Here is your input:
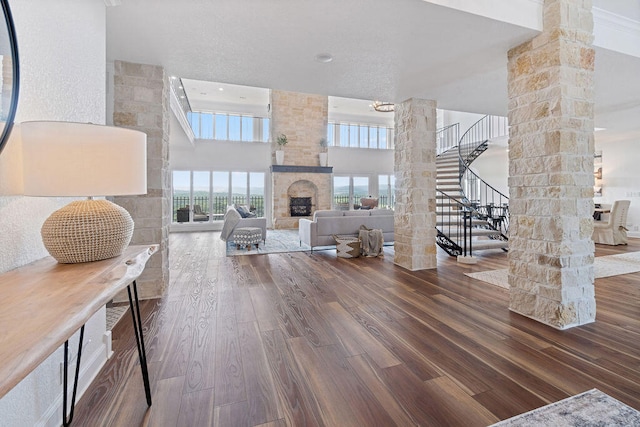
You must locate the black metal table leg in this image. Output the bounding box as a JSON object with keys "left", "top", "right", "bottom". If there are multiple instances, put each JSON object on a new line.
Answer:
{"left": 127, "top": 280, "right": 152, "bottom": 406}
{"left": 63, "top": 325, "right": 84, "bottom": 427}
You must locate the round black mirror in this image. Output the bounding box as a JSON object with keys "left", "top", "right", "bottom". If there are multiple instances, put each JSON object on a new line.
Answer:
{"left": 0, "top": 0, "right": 19, "bottom": 156}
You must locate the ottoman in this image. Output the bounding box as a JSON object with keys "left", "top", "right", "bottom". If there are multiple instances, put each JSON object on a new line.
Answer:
{"left": 233, "top": 227, "right": 262, "bottom": 251}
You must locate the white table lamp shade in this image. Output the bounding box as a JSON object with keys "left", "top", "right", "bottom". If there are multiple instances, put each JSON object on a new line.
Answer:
{"left": 22, "top": 121, "right": 147, "bottom": 196}
{"left": 21, "top": 121, "right": 148, "bottom": 263}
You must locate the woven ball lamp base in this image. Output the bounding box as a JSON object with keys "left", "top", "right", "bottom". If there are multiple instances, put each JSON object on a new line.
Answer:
{"left": 41, "top": 199, "right": 134, "bottom": 264}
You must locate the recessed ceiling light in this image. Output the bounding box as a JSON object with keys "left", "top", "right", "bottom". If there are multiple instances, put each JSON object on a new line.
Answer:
{"left": 170, "top": 76, "right": 177, "bottom": 80}
{"left": 218, "top": 87, "right": 224, "bottom": 91}
{"left": 178, "top": 86, "right": 183, "bottom": 89}
{"left": 315, "top": 53, "right": 333, "bottom": 63}
{"left": 180, "top": 95, "right": 185, "bottom": 99}
{"left": 595, "top": 127, "right": 606, "bottom": 132}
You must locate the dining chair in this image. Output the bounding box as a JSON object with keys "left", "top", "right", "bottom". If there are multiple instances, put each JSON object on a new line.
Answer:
{"left": 592, "top": 200, "right": 631, "bottom": 245}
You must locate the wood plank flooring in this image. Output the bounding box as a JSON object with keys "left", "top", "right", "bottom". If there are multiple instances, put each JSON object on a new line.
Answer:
{"left": 73, "top": 234, "right": 640, "bottom": 426}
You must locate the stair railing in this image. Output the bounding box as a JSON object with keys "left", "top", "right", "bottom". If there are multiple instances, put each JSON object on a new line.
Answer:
{"left": 435, "top": 189, "right": 476, "bottom": 257}
{"left": 436, "top": 123, "right": 459, "bottom": 156}
{"left": 462, "top": 168, "right": 510, "bottom": 237}
{"left": 458, "top": 115, "right": 508, "bottom": 163}
{"left": 457, "top": 115, "right": 510, "bottom": 237}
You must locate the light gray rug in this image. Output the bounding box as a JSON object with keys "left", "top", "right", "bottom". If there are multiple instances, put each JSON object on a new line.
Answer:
{"left": 226, "top": 229, "right": 333, "bottom": 256}
{"left": 490, "top": 389, "right": 640, "bottom": 426}
{"left": 466, "top": 251, "right": 640, "bottom": 289}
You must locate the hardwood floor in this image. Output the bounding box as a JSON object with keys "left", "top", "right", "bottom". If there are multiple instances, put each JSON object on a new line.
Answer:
{"left": 74, "top": 234, "right": 640, "bottom": 426}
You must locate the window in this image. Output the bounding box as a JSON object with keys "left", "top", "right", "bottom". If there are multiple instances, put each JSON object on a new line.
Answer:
{"left": 241, "top": 116, "right": 253, "bottom": 142}
{"left": 327, "top": 123, "right": 335, "bottom": 146}
{"left": 369, "top": 127, "right": 378, "bottom": 148}
{"left": 262, "top": 118, "right": 270, "bottom": 143}
{"left": 228, "top": 115, "right": 240, "bottom": 141}
{"left": 172, "top": 170, "right": 266, "bottom": 223}
{"left": 328, "top": 121, "right": 393, "bottom": 149}
{"left": 172, "top": 171, "right": 191, "bottom": 222}
{"left": 188, "top": 111, "right": 270, "bottom": 143}
{"left": 332, "top": 176, "right": 370, "bottom": 210}
{"left": 199, "top": 114, "right": 212, "bottom": 139}
{"left": 212, "top": 171, "right": 230, "bottom": 220}
{"left": 193, "top": 171, "right": 211, "bottom": 221}
{"left": 333, "top": 176, "right": 350, "bottom": 210}
{"left": 339, "top": 124, "right": 349, "bottom": 147}
{"left": 349, "top": 124, "right": 358, "bottom": 147}
{"left": 353, "top": 176, "right": 369, "bottom": 207}
{"left": 214, "top": 114, "right": 228, "bottom": 140}
{"left": 359, "top": 126, "right": 368, "bottom": 148}
{"left": 379, "top": 127, "right": 388, "bottom": 149}
{"left": 378, "top": 175, "right": 396, "bottom": 209}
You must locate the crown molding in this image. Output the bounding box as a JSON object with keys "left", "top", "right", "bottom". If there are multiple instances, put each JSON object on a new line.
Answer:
{"left": 593, "top": 7, "right": 640, "bottom": 58}
{"left": 594, "top": 7, "right": 640, "bottom": 35}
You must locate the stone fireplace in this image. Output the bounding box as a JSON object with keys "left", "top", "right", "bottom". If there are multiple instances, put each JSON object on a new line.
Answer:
{"left": 272, "top": 166, "right": 332, "bottom": 229}
{"left": 270, "top": 90, "right": 332, "bottom": 229}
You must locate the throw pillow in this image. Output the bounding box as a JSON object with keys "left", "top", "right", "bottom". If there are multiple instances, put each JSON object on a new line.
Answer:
{"left": 236, "top": 206, "right": 249, "bottom": 218}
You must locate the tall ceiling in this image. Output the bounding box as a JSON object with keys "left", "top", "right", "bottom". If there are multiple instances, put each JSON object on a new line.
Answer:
{"left": 106, "top": 0, "right": 640, "bottom": 141}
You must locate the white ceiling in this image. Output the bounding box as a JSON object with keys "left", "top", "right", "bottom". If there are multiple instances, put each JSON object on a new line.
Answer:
{"left": 106, "top": 0, "right": 640, "bottom": 141}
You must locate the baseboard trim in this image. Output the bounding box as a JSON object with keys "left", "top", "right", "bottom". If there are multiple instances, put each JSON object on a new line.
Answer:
{"left": 37, "top": 342, "right": 108, "bottom": 427}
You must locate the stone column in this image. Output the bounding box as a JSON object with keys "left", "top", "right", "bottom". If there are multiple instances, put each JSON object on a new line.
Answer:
{"left": 393, "top": 98, "right": 437, "bottom": 271}
{"left": 112, "top": 60, "right": 170, "bottom": 299}
{"left": 507, "top": 0, "right": 595, "bottom": 329}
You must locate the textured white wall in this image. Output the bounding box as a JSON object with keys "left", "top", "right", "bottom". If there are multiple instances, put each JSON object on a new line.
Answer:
{"left": 0, "top": 0, "right": 108, "bottom": 425}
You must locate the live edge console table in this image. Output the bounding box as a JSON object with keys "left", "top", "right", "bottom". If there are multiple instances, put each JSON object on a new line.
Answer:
{"left": 0, "top": 244, "right": 158, "bottom": 426}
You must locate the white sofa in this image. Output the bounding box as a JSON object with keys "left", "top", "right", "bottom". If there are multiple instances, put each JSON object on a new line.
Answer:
{"left": 299, "top": 209, "right": 394, "bottom": 249}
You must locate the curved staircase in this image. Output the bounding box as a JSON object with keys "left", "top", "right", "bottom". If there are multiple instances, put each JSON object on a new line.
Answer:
{"left": 435, "top": 115, "right": 509, "bottom": 257}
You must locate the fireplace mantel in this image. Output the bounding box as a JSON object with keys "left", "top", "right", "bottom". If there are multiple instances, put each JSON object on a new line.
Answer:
{"left": 271, "top": 165, "right": 333, "bottom": 174}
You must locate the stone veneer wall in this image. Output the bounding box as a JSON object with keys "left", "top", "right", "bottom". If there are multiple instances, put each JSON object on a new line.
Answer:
{"left": 270, "top": 90, "right": 328, "bottom": 166}
{"left": 112, "top": 60, "right": 170, "bottom": 299}
{"left": 270, "top": 90, "right": 331, "bottom": 229}
{"left": 507, "top": 0, "right": 595, "bottom": 329}
{"left": 393, "top": 98, "right": 438, "bottom": 271}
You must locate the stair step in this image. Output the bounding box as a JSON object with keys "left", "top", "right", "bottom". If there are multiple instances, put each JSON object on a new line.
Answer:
{"left": 437, "top": 160, "right": 459, "bottom": 165}
{"left": 470, "top": 239, "right": 509, "bottom": 251}
{"left": 437, "top": 219, "right": 489, "bottom": 226}
{"left": 445, "top": 229, "right": 502, "bottom": 238}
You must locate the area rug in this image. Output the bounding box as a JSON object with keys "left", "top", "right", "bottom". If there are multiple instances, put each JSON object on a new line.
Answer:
{"left": 226, "top": 229, "right": 334, "bottom": 256}
{"left": 466, "top": 251, "right": 640, "bottom": 289}
{"left": 490, "top": 388, "right": 640, "bottom": 426}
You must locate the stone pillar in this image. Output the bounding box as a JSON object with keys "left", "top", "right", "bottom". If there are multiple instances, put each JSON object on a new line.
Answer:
{"left": 507, "top": 0, "right": 595, "bottom": 329}
{"left": 112, "top": 60, "right": 170, "bottom": 299}
{"left": 393, "top": 98, "right": 437, "bottom": 271}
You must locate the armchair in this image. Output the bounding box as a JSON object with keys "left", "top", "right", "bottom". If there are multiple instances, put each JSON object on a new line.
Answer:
{"left": 220, "top": 206, "right": 266, "bottom": 243}
{"left": 593, "top": 200, "right": 630, "bottom": 245}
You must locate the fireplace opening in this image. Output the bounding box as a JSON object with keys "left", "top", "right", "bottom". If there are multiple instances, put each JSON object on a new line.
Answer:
{"left": 290, "top": 197, "right": 312, "bottom": 217}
